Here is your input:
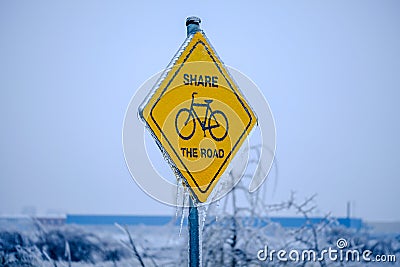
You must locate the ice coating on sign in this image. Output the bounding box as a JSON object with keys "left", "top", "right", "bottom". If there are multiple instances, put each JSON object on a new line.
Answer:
{"left": 139, "top": 30, "right": 257, "bottom": 203}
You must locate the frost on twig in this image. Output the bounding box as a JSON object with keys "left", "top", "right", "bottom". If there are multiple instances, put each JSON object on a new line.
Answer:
{"left": 115, "top": 223, "right": 147, "bottom": 267}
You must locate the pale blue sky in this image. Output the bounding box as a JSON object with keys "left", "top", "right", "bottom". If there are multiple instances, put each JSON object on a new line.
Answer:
{"left": 0, "top": 1, "right": 399, "bottom": 221}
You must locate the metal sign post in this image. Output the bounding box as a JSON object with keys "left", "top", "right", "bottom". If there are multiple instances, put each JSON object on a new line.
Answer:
{"left": 187, "top": 17, "right": 201, "bottom": 267}
{"left": 188, "top": 197, "right": 200, "bottom": 267}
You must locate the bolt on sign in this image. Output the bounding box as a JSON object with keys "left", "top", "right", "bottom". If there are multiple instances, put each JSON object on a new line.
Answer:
{"left": 139, "top": 30, "right": 257, "bottom": 203}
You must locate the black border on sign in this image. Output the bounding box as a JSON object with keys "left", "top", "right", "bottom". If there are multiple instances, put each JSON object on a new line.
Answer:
{"left": 149, "top": 38, "right": 253, "bottom": 195}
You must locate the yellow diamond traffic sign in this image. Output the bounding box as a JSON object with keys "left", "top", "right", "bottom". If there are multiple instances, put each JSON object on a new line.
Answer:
{"left": 139, "top": 31, "right": 257, "bottom": 203}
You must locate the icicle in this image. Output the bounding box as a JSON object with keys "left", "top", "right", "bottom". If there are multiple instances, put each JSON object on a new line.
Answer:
{"left": 216, "top": 199, "right": 220, "bottom": 208}
{"left": 179, "top": 187, "right": 189, "bottom": 236}
{"left": 175, "top": 177, "right": 183, "bottom": 217}
{"left": 215, "top": 200, "right": 221, "bottom": 222}
{"left": 197, "top": 204, "right": 209, "bottom": 233}
{"left": 179, "top": 208, "right": 185, "bottom": 237}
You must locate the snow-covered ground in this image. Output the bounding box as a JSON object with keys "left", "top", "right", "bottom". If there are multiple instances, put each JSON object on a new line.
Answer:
{"left": 0, "top": 215, "right": 399, "bottom": 267}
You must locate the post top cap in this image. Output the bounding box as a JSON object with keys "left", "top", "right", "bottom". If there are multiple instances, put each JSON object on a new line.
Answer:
{"left": 186, "top": 16, "right": 201, "bottom": 26}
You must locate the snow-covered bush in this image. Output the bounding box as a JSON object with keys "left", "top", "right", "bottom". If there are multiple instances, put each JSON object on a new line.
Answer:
{"left": 0, "top": 231, "right": 41, "bottom": 266}
{"left": 0, "top": 225, "right": 132, "bottom": 266}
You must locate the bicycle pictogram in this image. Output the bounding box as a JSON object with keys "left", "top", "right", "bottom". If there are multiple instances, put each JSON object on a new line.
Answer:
{"left": 175, "top": 92, "right": 229, "bottom": 141}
